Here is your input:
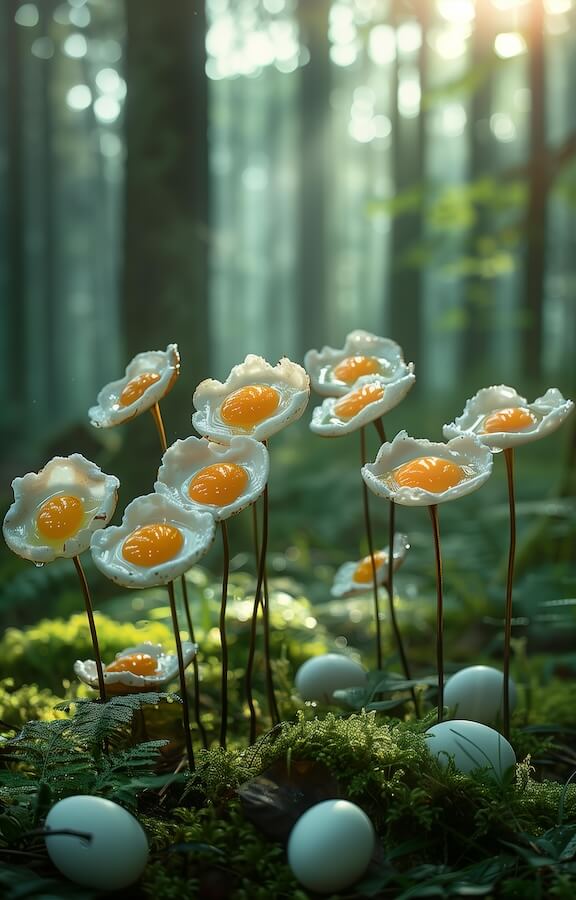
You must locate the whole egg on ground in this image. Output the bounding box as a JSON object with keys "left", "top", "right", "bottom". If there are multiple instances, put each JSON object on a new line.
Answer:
{"left": 444, "top": 665, "right": 517, "bottom": 726}
{"left": 426, "top": 719, "right": 516, "bottom": 781}
{"left": 192, "top": 355, "right": 310, "bottom": 444}
{"left": 295, "top": 654, "right": 367, "bottom": 703}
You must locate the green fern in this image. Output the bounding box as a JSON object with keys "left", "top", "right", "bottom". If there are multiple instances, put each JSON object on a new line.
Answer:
{"left": 56, "top": 691, "right": 176, "bottom": 746}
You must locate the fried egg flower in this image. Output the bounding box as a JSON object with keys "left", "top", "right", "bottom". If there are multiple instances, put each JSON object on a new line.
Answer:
{"left": 331, "top": 533, "right": 410, "bottom": 598}
{"left": 192, "top": 355, "right": 310, "bottom": 444}
{"left": 442, "top": 385, "right": 574, "bottom": 453}
{"left": 362, "top": 431, "right": 493, "bottom": 507}
{"left": 89, "top": 344, "right": 180, "bottom": 429}
{"left": 90, "top": 493, "right": 215, "bottom": 589}
{"left": 310, "top": 373, "right": 415, "bottom": 437}
{"left": 304, "top": 329, "right": 415, "bottom": 398}
{"left": 3, "top": 455, "right": 119, "bottom": 564}
{"left": 74, "top": 641, "right": 197, "bottom": 695}
{"left": 155, "top": 435, "right": 269, "bottom": 522}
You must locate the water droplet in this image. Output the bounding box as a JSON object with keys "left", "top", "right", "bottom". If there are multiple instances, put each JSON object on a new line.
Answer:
{"left": 34, "top": 561, "right": 44, "bottom": 568}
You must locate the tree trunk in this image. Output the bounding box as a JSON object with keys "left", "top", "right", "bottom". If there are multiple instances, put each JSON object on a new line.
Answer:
{"left": 122, "top": 0, "right": 210, "bottom": 397}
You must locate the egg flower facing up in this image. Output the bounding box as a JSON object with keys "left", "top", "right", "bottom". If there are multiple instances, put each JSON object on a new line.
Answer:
{"left": 362, "top": 431, "right": 494, "bottom": 723}
{"left": 3, "top": 454, "right": 119, "bottom": 704}
{"left": 331, "top": 533, "right": 410, "bottom": 599}
{"left": 193, "top": 355, "right": 310, "bottom": 744}
{"left": 155, "top": 435, "right": 270, "bottom": 748}
{"left": 309, "top": 373, "right": 415, "bottom": 437}
{"left": 90, "top": 493, "right": 215, "bottom": 771}
{"left": 443, "top": 385, "right": 574, "bottom": 739}
{"left": 74, "top": 641, "right": 197, "bottom": 695}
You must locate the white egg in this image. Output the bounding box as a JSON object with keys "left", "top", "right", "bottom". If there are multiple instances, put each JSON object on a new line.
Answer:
{"left": 310, "top": 373, "right": 415, "bottom": 436}
{"left": 305, "top": 329, "right": 414, "bottom": 397}
{"left": 288, "top": 799, "right": 375, "bottom": 894}
{"left": 295, "top": 654, "right": 366, "bottom": 703}
{"left": 89, "top": 343, "right": 180, "bottom": 428}
{"left": 155, "top": 434, "right": 269, "bottom": 522}
{"left": 44, "top": 795, "right": 148, "bottom": 890}
{"left": 426, "top": 719, "right": 516, "bottom": 780}
{"left": 2, "top": 454, "right": 119, "bottom": 563}
{"left": 90, "top": 493, "right": 215, "bottom": 589}
{"left": 192, "top": 354, "right": 310, "bottom": 444}
{"left": 443, "top": 385, "right": 574, "bottom": 452}
{"left": 331, "top": 534, "right": 410, "bottom": 598}
{"left": 444, "top": 665, "right": 517, "bottom": 726}
{"left": 361, "top": 430, "right": 493, "bottom": 507}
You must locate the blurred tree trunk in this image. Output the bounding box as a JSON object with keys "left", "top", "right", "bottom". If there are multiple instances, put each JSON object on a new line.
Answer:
{"left": 296, "top": 0, "right": 330, "bottom": 359}
{"left": 122, "top": 0, "right": 210, "bottom": 393}
{"left": 522, "top": 0, "right": 546, "bottom": 379}
{"left": 39, "top": 1, "right": 57, "bottom": 413}
{"left": 388, "top": 0, "right": 428, "bottom": 365}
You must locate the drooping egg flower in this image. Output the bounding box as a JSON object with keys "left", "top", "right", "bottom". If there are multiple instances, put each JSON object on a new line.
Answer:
{"left": 90, "top": 493, "right": 215, "bottom": 769}
{"left": 331, "top": 533, "right": 410, "bottom": 599}
{"left": 155, "top": 435, "right": 270, "bottom": 746}
{"left": 443, "top": 385, "right": 574, "bottom": 738}
{"left": 3, "top": 454, "right": 119, "bottom": 704}
{"left": 362, "top": 431, "right": 494, "bottom": 723}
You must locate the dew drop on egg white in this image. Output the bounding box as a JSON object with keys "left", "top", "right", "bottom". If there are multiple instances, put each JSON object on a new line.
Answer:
{"left": 44, "top": 795, "right": 149, "bottom": 890}
{"left": 444, "top": 665, "right": 517, "bottom": 726}
{"left": 295, "top": 653, "right": 366, "bottom": 703}
{"left": 288, "top": 799, "right": 375, "bottom": 894}
{"left": 425, "top": 720, "right": 516, "bottom": 780}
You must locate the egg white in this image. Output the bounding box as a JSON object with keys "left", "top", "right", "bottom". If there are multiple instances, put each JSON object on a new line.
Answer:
{"left": 2, "top": 454, "right": 119, "bottom": 563}
{"left": 74, "top": 640, "right": 197, "bottom": 693}
{"left": 310, "top": 373, "right": 415, "bottom": 436}
{"left": 361, "top": 431, "right": 493, "bottom": 507}
{"left": 331, "top": 533, "right": 410, "bottom": 598}
{"left": 89, "top": 344, "right": 180, "bottom": 429}
{"left": 155, "top": 435, "right": 269, "bottom": 522}
{"left": 192, "top": 355, "right": 310, "bottom": 444}
{"left": 443, "top": 385, "right": 574, "bottom": 452}
{"left": 305, "top": 329, "right": 415, "bottom": 397}
{"left": 90, "top": 493, "right": 215, "bottom": 588}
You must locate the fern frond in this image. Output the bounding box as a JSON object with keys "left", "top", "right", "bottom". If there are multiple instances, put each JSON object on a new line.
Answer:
{"left": 56, "top": 692, "right": 176, "bottom": 745}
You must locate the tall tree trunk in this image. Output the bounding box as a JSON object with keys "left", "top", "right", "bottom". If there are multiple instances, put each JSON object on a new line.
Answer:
{"left": 122, "top": 0, "right": 210, "bottom": 396}
{"left": 388, "top": 0, "right": 428, "bottom": 365}
{"left": 296, "top": 0, "right": 330, "bottom": 360}
{"left": 522, "top": 0, "right": 546, "bottom": 379}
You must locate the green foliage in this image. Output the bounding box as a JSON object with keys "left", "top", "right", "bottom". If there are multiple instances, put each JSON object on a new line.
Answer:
{"left": 0, "top": 677, "right": 64, "bottom": 731}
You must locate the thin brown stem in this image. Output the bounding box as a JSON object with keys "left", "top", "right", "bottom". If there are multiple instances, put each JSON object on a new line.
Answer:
{"left": 167, "top": 581, "right": 195, "bottom": 770}
{"left": 73, "top": 556, "right": 106, "bottom": 703}
{"left": 503, "top": 447, "right": 516, "bottom": 740}
{"left": 219, "top": 520, "right": 230, "bottom": 748}
{"left": 428, "top": 504, "right": 444, "bottom": 723}
{"left": 374, "top": 417, "right": 387, "bottom": 444}
{"left": 252, "top": 473, "right": 279, "bottom": 726}
{"left": 245, "top": 487, "right": 269, "bottom": 744}
{"left": 387, "top": 499, "right": 419, "bottom": 714}
{"left": 180, "top": 575, "right": 208, "bottom": 749}
{"left": 360, "top": 427, "right": 383, "bottom": 670}
{"left": 151, "top": 402, "right": 168, "bottom": 453}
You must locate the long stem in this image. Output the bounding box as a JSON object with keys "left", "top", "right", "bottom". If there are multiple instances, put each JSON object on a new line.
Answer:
{"left": 360, "top": 427, "right": 383, "bottom": 670}
{"left": 387, "top": 499, "right": 419, "bottom": 714}
{"left": 428, "top": 504, "right": 444, "bottom": 723}
{"left": 73, "top": 556, "right": 106, "bottom": 703}
{"left": 245, "top": 488, "right": 269, "bottom": 744}
{"left": 150, "top": 402, "right": 168, "bottom": 453}
{"left": 502, "top": 447, "right": 516, "bottom": 740}
{"left": 166, "top": 581, "right": 195, "bottom": 770}
{"left": 252, "top": 481, "right": 280, "bottom": 726}
{"left": 180, "top": 575, "right": 208, "bottom": 750}
{"left": 219, "top": 520, "right": 230, "bottom": 748}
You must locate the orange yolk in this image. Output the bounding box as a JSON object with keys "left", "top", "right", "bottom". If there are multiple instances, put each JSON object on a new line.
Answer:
{"left": 220, "top": 385, "right": 280, "bottom": 428}
{"left": 353, "top": 551, "right": 387, "bottom": 583}
{"left": 334, "top": 384, "right": 385, "bottom": 419}
{"left": 188, "top": 463, "right": 248, "bottom": 507}
{"left": 482, "top": 406, "right": 536, "bottom": 433}
{"left": 37, "top": 495, "right": 84, "bottom": 540}
{"left": 118, "top": 372, "right": 161, "bottom": 407}
{"left": 106, "top": 653, "right": 159, "bottom": 675}
{"left": 122, "top": 523, "right": 183, "bottom": 567}
{"left": 393, "top": 457, "right": 465, "bottom": 492}
{"left": 333, "top": 355, "right": 381, "bottom": 384}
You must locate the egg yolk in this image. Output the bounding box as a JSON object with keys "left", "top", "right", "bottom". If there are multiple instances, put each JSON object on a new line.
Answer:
{"left": 393, "top": 457, "right": 465, "bottom": 492}
{"left": 122, "top": 523, "right": 184, "bottom": 567}
{"left": 353, "top": 551, "right": 387, "bottom": 583}
{"left": 36, "top": 495, "right": 84, "bottom": 540}
{"left": 482, "top": 406, "right": 536, "bottom": 433}
{"left": 118, "top": 372, "right": 161, "bottom": 407}
{"left": 334, "top": 384, "right": 385, "bottom": 419}
{"left": 106, "top": 653, "right": 159, "bottom": 675}
{"left": 188, "top": 463, "right": 248, "bottom": 506}
{"left": 220, "top": 384, "right": 280, "bottom": 428}
{"left": 333, "top": 355, "right": 381, "bottom": 384}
